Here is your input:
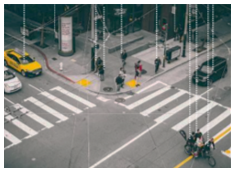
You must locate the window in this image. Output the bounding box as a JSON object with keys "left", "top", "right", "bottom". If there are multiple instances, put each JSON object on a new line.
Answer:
{"left": 4, "top": 70, "right": 15, "bottom": 81}
{"left": 200, "top": 65, "right": 213, "bottom": 74}
{"left": 12, "top": 56, "right": 20, "bottom": 64}
{"left": 19, "top": 56, "right": 34, "bottom": 64}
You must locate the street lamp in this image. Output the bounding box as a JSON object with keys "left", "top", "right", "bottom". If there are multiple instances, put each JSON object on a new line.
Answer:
{"left": 182, "top": 4, "right": 189, "bottom": 57}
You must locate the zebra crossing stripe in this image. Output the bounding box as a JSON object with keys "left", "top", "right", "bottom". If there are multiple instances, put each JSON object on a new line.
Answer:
{"left": 4, "top": 129, "right": 21, "bottom": 146}
{"left": 40, "top": 91, "right": 82, "bottom": 114}
{"left": 51, "top": 86, "right": 96, "bottom": 108}
{"left": 200, "top": 109, "right": 230, "bottom": 134}
{"left": 14, "top": 104, "right": 54, "bottom": 129}
{"left": 25, "top": 97, "right": 68, "bottom": 122}
{"left": 126, "top": 86, "right": 170, "bottom": 110}
{"left": 154, "top": 96, "right": 198, "bottom": 123}
{"left": 141, "top": 90, "right": 186, "bottom": 116}
{"left": 172, "top": 102, "right": 217, "bottom": 131}
{"left": 5, "top": 115, "right": 38, "bottom": 138}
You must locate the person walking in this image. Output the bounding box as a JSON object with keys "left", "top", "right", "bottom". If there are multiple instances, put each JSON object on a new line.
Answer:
{"left": 95, "top": 57, "right": 102, "bottom": 73}
{"left": 119, "top": 67, "right": 126, "bottom": 88}
{"left": 115, "top": 74, "right": 123, "bottom": 91}
{"left": 154, "top": 58, "right": 161, "bottom": 74}
{"left": 134, "top": 61, "right": 141, "bottom": 87}
{"left": 121, "top": 50, "right": 127, "bottom": 68}
{"left": 99, "top": 65, "right": 104, "bottom": 81}
{"left": 179, "top": 24, "right": 183, "bottom": 42}
{"left": 174, "top": 26, "right": 179, "bottom": 41}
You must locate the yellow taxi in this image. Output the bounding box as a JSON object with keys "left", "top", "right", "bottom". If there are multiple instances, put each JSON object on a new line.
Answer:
{"left": 4, "top": 48, "right": 42, "bottom": 77}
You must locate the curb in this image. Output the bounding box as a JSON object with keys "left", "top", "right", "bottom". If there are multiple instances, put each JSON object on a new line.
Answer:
{"left": 4, "top": 32, "right": 76, "bottom": 84}
{"left": 5, "top": 32, "right": 230, "bottom": 96}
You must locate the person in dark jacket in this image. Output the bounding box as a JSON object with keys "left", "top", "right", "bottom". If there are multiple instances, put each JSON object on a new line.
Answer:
{"left": 99, "top": 65, "right": 104, "bottom": 81}
{"left": 116, "top": 74, "right": 123, "bottom": 91}
{"left": 121, "top": 50, "right": 127, "bottom": 67}
{"left": 154, "top": 58, "right": 161, "bottom": 74}
{"left": 95, "top": 57, "right": 102, "bottom": 73}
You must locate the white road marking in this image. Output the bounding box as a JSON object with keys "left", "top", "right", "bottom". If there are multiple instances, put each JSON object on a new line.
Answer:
{"left": 51, "top": 86, "right": 96, "bottom": 108}
{"left": 136, "top": 80, "right": 163, "bottom": 94}
{"left": 126, "top": 86, "right": 170, "bottom": 110}
{"left": 141, "top": 90, "right": 186, "bottom": 116}
{"left": 200, "top": 88, "right": 213, "bottom": 97}
{"left": 28, "top": 84, "right": 42, "bottom": 92}
{"left": 97, "top": 96, "right": 109, "bottom": 102}
{"left": 200, "top": 109, "right": 230, "bottom": 134}
{"left": 14, "top": 104, "right": 54, "bottom": 129}
{"left": 4, "top": 97, "right": 14, "bottom": 104}
{"left": 5, "top": 115, "right": 38, "bottom": 138}
{"left": 172, "top": 102, "right": 217, "bottom": 131}
{"left": 40, "top": 91, "right": 82, "bottom": 114}
{"left": 89, "top": 122, "right": 160, "bottom": 168}
{"left": 25, "top": 97, "right": 68, "bottom": 122}
{"left": 4, "top": 129, "right": 21, "bottom": 147}
{"left": 154, "top": 96, "right": 198, "bottom": 123}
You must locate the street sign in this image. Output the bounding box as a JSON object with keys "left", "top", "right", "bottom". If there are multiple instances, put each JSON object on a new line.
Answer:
{"left": 114, "top": 8, "right": 127, "bottom": 16}
{"left": 171, "top": 6, "right": 176, "bottom": 14}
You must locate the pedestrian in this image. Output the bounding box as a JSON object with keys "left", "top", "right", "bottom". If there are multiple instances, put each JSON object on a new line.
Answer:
{"left": 95, "top": 57, "right": 102, "bottom": 73}
{"left": 179, "top": 24, "right": 183, "bottom": 42}
{"left": 121, "top": 49, "right": 127, "bottom": 68}
{"left": 174, "top": 26, "right": 179, "bottom": 41}
{"left": 134, "top": 61, "right": 141, "bottom": 87}
{"left": 154, "top": 58, "right": 161, "bottom": 74}
{"left": 99, "top": 65, "right": 104, "bottom": 81}
{"left": 115, "top": 74, "right": 123, "bottom": 91}
{"left": 119, "top": 67, "right": 126, "bottom": 88}
{"left": 138, "top": 61, "right": 143, "bottom": 77}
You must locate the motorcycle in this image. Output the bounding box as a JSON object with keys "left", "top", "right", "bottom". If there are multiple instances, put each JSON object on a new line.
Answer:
{"left": 180, "top": 130, "right": 216, "bottom": 167}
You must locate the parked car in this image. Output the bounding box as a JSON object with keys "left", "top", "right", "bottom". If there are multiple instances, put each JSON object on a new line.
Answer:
{"left": 192, "top": 56, "right": 227, "bottom": 86}
{"left": 4, "top": 67, "right": 22, "bottom": 93}
{"left": 4, "top": 48, "right": 42, "bottom": 77}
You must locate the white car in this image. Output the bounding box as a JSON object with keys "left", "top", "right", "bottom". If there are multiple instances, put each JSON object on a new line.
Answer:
{"left": 4, "top": 67, "right": 22, "bottom": 93}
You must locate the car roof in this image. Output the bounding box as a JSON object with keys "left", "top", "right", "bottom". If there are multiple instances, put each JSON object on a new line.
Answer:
{"left": 7, "top": 49, "right": 29, "bottom": 59}
{"left": 202, "top": 56, "right": 226, "bottom": 66}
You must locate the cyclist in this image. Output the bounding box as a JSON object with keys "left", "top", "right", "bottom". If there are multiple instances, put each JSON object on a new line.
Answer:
{"left": 187, "top": 132, "right": 196, "bottom": 146}
{"left": 203, "top": 138, "right": 215, "bottom": 156}
{"left": 194, "top": 133, "right": 205, "bottom": 158}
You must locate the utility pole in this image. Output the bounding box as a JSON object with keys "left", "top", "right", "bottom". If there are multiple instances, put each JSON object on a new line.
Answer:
{"left": 182, "top": 4, "right": 189, "bottom": 57}
{"left": 162, "top": 24, "right": 168, "bottom": 68}
{"left": 91, "top": 4, "right": 95, "bottom": 71}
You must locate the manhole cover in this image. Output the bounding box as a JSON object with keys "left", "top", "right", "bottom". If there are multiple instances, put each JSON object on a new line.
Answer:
{"left": 224, "top": 86, "right": 231, "bottom": 91}
{"left": 103, "top": 87, "right": 113, "bottom": 92}
{"left": 52, "top": 57, "right": 57, "bottom": 61}
{"left": 115, "top": 98, "right": 125, "bottom": 103}
{"left": 171, "top": 86, "right": 175, "bottom": 89}
{"left": 141, "top": 69, "right": 147, "bottom": 74}
{"left": 126, "top": 91, "right": 135, "bottom": 95}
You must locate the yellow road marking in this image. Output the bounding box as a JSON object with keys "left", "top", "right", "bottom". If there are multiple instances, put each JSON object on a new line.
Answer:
{"left": 126, "top": 79, "right": 140, "bottom": 88}
{"left": 77, "top": 79, "right": 92, "bottom": 87}
{"left": 225, "top": 149, "right": 231, "bottom": 154}
{"left": 174, "top": 126, "right": 231, "bottom": 168}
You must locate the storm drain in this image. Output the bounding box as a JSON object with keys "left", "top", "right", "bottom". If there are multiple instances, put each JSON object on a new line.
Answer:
{"left": 115, "top": 98, "right": 125, "bottom": 103}
{"left": 103, "top": 87, "right": 113, "bottom": 92}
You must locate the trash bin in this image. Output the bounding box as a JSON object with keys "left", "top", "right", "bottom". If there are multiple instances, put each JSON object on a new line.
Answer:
{"left": 166, "top": 45, "right": 181, "bottom": 63}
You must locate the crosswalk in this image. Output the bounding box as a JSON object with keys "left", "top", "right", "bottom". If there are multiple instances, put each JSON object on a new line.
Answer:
{"left": 118, "top": 81, "right": 231, "bottom": 142}
{"left": 4, "top": 86, "right": 97, "bottom": 150}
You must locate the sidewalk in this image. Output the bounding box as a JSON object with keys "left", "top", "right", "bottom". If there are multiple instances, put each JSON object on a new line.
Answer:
{"left": 4, "top": 9, "right": 231, "bottom": 95}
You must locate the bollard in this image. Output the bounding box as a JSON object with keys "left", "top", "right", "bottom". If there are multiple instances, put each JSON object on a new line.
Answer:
{"left": 60, "top": 62, "right": 63, "bottom": 71}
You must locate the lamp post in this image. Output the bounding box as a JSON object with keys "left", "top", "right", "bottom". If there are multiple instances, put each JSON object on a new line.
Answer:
{"left": 182, "top": 4, "right": 189, "bottom": 57}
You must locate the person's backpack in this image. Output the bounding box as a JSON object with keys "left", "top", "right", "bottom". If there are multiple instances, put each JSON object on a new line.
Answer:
{"left": 116, "top": 76, "right": 122, "bottom": 84}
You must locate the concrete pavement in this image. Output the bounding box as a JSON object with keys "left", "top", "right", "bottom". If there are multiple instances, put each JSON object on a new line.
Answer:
{"left": 4, "top": 9, "right": 231, "bottom": 95}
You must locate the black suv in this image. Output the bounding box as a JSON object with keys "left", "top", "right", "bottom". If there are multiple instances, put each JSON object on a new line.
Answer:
{"left": 192, "top": 56, "right": 228, "bottom": 86}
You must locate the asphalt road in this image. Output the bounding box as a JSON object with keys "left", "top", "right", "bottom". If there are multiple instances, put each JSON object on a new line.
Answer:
{"left": 4, "top": 35, "right": 231, "bottom": 168}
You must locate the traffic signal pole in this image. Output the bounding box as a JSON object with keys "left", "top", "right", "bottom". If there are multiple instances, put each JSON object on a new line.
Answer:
{"left": 91, "top": 4, "right": 95, "bottom": 71}
{"left": 182, "top": 4, "right": 189, "bottom": 57}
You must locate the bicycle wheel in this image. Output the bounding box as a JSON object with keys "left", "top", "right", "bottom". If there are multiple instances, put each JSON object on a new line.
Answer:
{"left": 184, "top": 145, "right": 192, "bottom": 155}
{"left": 208, "top": 156, "right": 216, "bottom": 167}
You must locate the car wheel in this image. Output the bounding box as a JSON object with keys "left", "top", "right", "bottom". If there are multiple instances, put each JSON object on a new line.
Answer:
{"left": 21, "top": 70, "right": 26, "bottom": 77}
{"left": 4, "top": 60, "right": 8, "bottom": 67}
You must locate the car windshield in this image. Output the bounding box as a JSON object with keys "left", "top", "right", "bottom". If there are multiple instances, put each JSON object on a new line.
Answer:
{"left": 4, "top": 70, "right": 15, "bottom": 81}
{"left": 200, "top": 65, "right": 213, "bottom": 74}
{"left": 19, "top": 56, "right": 34, "bottom": 64}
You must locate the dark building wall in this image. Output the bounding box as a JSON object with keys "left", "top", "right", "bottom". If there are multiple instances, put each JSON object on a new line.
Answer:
{"left": 142, "top": 4, "right": 155, "bottom": 33}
